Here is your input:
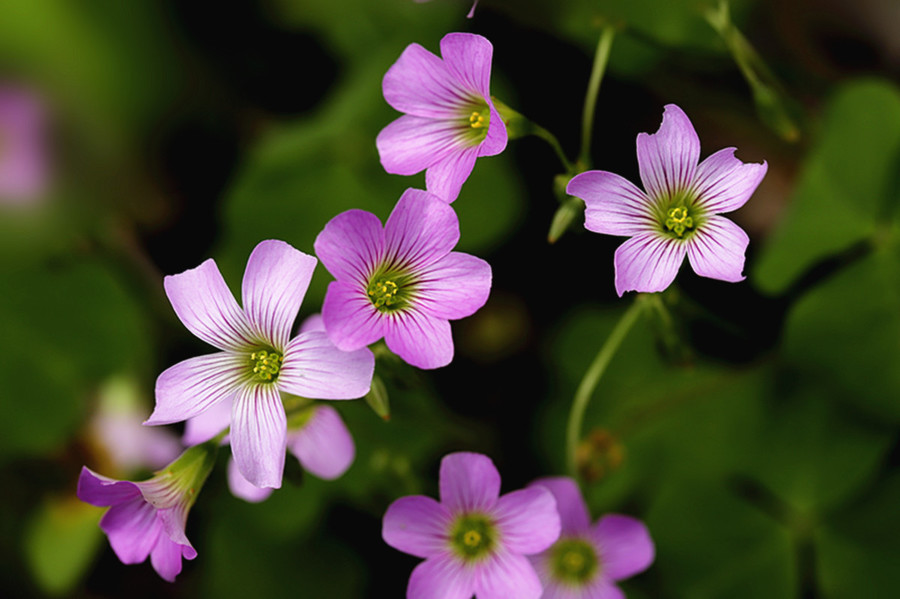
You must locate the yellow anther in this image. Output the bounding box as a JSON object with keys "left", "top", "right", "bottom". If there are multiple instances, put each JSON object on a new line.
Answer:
{"left": 250, "top": 349, "right": 284, "bottom": 382}
{"left": 665, "top": 206, "right": 694, "bottom": 237}
{"left": 463, "top": 530, "right": 482, "bottom": 547}
{"left": 367, "top": 278, "right": 400, "bottom": 309}
{"left": 469, "top": 111, "right": 486, "bottom": 129}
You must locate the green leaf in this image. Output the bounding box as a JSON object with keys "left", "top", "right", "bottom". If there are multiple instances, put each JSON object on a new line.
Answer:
{"left": 754, "top": 79, "right": 900, "bottom": 293}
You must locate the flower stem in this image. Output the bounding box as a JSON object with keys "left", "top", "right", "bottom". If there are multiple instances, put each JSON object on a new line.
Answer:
{"left": 566, "top": 296, "right": 646, "bottom": 478}
{"left": 579, "top": 26, "right": 616, "bottom": 167}
{"left": 533, "top": 125, "right": 574, "bottom": 173}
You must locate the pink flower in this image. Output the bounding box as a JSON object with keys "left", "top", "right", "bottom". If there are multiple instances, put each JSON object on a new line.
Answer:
{"left": 567, "top": 104, "right": 767, "bottom": 296}
{"left": 377, "top": 32, "right": 507, "bottom": 202}
{"left": 146, "top": 240, "right": 374, "bottom": 489}
{"left": 0, "top": 85, "right": 48, "bottom": 205}
{"left": 314, "top": 188, "right": 492, "bottom": 369}
{"left": 383, "top": 452, "right": 561, "bottom": 599}
{"left": 529, "top": 477, "right": 654, "bottom": 599}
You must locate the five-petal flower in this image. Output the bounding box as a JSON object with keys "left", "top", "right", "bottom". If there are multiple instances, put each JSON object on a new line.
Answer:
{"left": 567, "top": 104, "right": 767, "bottom": 296}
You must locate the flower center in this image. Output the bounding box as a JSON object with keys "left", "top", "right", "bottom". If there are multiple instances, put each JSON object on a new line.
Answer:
{"left": 665, "top": 206, "right": 694, "bottom": 237}
{"left": 550, "top": 537, "right": 599, "bottom": 585}
{"left": 460, "top": 105, "right": 490, "bottom": 146}
{"left": 449, "top": 513, "right": 496, "bottom": 560}
{"left": 469, "top": 110, "right": 487, "bottom": 129}
{"left": 367, "top": 278, "right": 400, "bottom": 309}
{"left": 249, "top": 349, "right": 283, "bottom": 382}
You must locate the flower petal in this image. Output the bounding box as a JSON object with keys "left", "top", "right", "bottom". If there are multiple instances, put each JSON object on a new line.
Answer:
{"left": 288, "top": 405, "right": 356, "bottom": 480}
{"left": 407, "top": 554, "right": 476, "bottom": 599}
{"left": 182, "top": 395, "right": 232, "bottom": 446}
{"left": 278, "top": 331, "right": 374, "bottom": 399}
{"left": 314, "top": 208, "right": 385, "bottom": 285}
{"left": 77, "top": 467, "right": 141, "bottom": 506}
{"left": 415, "top": 252, "right": 491, "bottom": 320}
{"left": 377, "top": 115, "right": 468, "bottom": 181}
{"left": 475, "top": 551, "right": 543, "bottom": 599}
{"left": 693, "top": 147, "right": 767, "bottom": 214}
{"left": 686, "top": 215, "right": 749, "bottom": 283}
{"left": 425, "top": 145, "right": 480, "bottom": 203}
{"left": 613, "top": 233, "right": 687, "bottom": 297}
{"left": 479, "top": 104, "right": 508, "bottom": 157}
{"left": 149, "top": 535, "right": 192, "bottom": 583}
{"left": 383, "top": 43, "right": 468, "bottom": 119}
{"left": 591, "top": 514, "right": 655, "bottom": 581}
{"left": 164, "top": 258, "right": 255, "bottom": 352}
{"left": 321, "top": 280, "right": 386, "bottom": 351}
{"left": 227, "top": 458, "right": 273, "bottom": 503}
{"left": 147, "top": 353, "right": 245, "bottom": 426}
{"left": 384, "top": 189, "right": 460, "bottom": 270}
{"left": 567, "top": 170, "right": 657, "bottom": 236}
{"left": 529, "top": 477, "right": 591, "bottom": 534}
{"left": 382, "top": 495, "right": 452, "bottom": 559}
{"left": 440, "top": 32, "right": 493, "bottom": 99}
{"left": 636, "top": 104, "right": 700, "bottom": 201}
{"left": 100, "top": 499, "right": 161, "bottom": 564}
{"left": 494, "top": 487, "right": 560, "bottom": 554}
{"left": 230, "top": 383, "right": 286, "bottom": 489}
{"left": 439, "top": 452, "right": 501, "bottom": 512}
{"left": 241, "top": 240, "right": 316, "bottom": 349}
{"left": 384, "top": 308, "right": 454, "bottom": 369}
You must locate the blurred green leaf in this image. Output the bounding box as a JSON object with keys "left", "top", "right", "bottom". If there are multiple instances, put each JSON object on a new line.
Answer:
{"left": 754, "top": 79, "right": 900, "bottom": 293}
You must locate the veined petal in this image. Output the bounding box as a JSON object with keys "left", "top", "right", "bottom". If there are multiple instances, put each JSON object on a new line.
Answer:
{"left": 425, "top": 145, "right": 479, "bottom": 203}
{"left": 613, "top": 233, "right": 687, "bottom": 296}
{"left": 147, "top": 353, "right": 246, "bottom": 426}
{"left": 530, "top": 477, "right": 591, "bottom": 534}
{"left": 384, "top": 189, "right": 460, "bottom": 270}
{"left": 77, "top": 467, "right": 141, "bottom": 506}
{"left": 415, "top": 252, "right": 491, "bottom": 320}
{"left": 494, "top": 487, "right": 560, "bottom": 554}
{"left": 278, "top": 331, "right": 374, "bottom": 400}
{"left": 479, "top": 104, "right": 508, "bottom": 157}
{"left": 149, "top": 535, "right": 192, "bottom": 583}
{"left": 227, "top": 458, "right": 273, "bottom": 503}
{"left": 686, "top": 215, "right": 749, "bottom": 282}
{"left": 693, "top": 147, "right": 768, "bottom": 214}
{"left": 591, "top": 514, "right": 654, "bottom": 581}
{"left": 636, "top": 104, "right": 700, "bottom": 201}
{"left": 164, "top": 259, "right": 255, "bottom": 352}
{"left": 383, "top": 43, "right": 470, "bottom": 119}
{"left": 100, "top": 499, "right": 161, "bottom": 564}
{"left": 230, "top": 383, "right": 286, "bottom": 489}
{"left": 288, "top": 405, "right": 355, "bottom": 480}
{"left": 377, "top": 115, "right": 468, "bottom": 179}
{"left": 384, "top": 308, "right": 454, "bottom": 369}
{"left": 382, "top": 495, "right": 453, "bottom": 559}
{"left": 321, "top": 280, "right": 386, "bottom": 351}
{"left": 182, "top": 396, "right": 232, "bottom": 446}
{"left": 241, "top": 240, "right": 316, "bottom": 349}
{"left": 439, "top": 452, "right": 501, "bottom": 512}
{"left": 475, "top": 551, "right": 543, "bottom": 599}
{"left": 407, "top": 554, "right": 475, "bottom": 599}
{"left": 315, "top": 209, "right": 385, "bottom": 285}
{"left": 440, "top": 33, "right": 494, "bottom": 99}
{"left": 567, "top": 170, "right": 657, "bottom": 236}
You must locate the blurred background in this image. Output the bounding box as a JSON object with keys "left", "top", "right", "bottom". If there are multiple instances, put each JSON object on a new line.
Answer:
{"left": 1, "top": 0, "right": 899, "bottom": 597}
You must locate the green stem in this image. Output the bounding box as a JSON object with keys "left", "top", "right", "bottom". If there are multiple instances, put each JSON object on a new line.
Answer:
{"left": 566, "top": 296, "right": 646, "bottom": 477}
{"left": 579, "top": 26, "right": 616, "bottom": 167}
{"left": 533, "top": 125, "right": 574, "bottom": 173}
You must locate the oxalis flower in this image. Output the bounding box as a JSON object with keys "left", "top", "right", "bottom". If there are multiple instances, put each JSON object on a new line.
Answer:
{"left": 0, "top": 85, "right": 48, "bottom": 205}
{"left": 77, "top": 441, "right": 218, "bottom": 582}
{"left": 314, "top": 188, "right": 492, "bottom": 369}
{"left": 567, "top": 104, "right": 767, "bottom": 296}
{"left": 376, "top": 32, "right": 507, "bottom": 203}
{"left": 383, "top": 452, "right": 561, "bottom": 599}
{"left": 529, "top": 477, "right": 654, "bottom": 599}
{"left": 145, "top": 240, "right": 374, "bottom": 489}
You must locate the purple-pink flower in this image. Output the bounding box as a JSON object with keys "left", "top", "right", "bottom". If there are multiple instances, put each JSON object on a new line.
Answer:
{"left": 383, "top": 452, "right": 561, "bottom": 599}
{"left": 77, "top": 443, "right": 218, "bottom": 582}
{"left": 0, "top": 85, "right": 48, "bottom": 205}
{"left": 314, "top": 188, "right": 492, "bottom": 369}
{"left": 567, "top": 104, "right": 767, "bottom": 296}
{"left": 529, "top": 477, "right": 654, "bottom": 599}
{"left": 376, "top": 32, "right": 507, "bottom": 203}
{"left": 145, "top": 240, "right": 374, "bottom": 490}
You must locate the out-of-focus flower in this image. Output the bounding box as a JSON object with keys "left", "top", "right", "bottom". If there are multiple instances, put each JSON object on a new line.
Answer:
{"left": 146, "top": 240, "right": 374, "bottom": 489}
{"left": 76, "top": 441, "right": 218, "bottom": 582}
{"left": 383, "top": 452, "right": 561, "bottom": 599}
{"left": 377, "top": 32, "right": 506, "bottom": 202}
{"left": 529, "top": 477, "right": 654, "bottom": 598}
{"left": 315, "top": 188, "right": 492, "bottom": 369}
{"left": 0, "top": 85, "right": 48, "bottom": 205}
{"left": 567, "top": 104, "right": 767, "bottom": 296}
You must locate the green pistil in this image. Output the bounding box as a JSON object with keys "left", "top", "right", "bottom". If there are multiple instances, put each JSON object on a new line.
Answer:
{"left": 250, "top": 349, "right": 283, "bottom": 382}
{"left": 665, "top": 206, "right": 694, "bottom": 238}
{"left": 449, "top": 513, "right": 496, "bottom": 560}
{"left": 550, "top": 538, "right": 599, "bottom": 585}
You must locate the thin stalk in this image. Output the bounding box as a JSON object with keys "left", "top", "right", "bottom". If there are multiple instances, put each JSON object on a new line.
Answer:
{"left": 533, "top": 125, "right": 574, "bottom": 173}
{"left": 579, "top": 26, "right": 616, "bottom": 166}
{"left": 566, "top": 297, "right": 646, "bottom": 477}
